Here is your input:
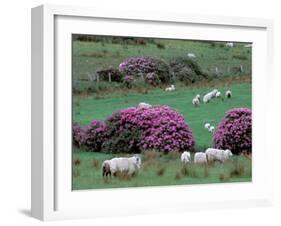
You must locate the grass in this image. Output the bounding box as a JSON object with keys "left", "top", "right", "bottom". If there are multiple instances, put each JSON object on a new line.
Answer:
{"left": 73, "top": 82, "right": 251, "bottom": 149}
{"left": 71, "top": 37, "right": 252, "bottom": 190}
{"left": 72, "top": 151, "right": 251, "bottom": 190}
{"left": 73, "top": 39, "right": 252, "bottom": 82}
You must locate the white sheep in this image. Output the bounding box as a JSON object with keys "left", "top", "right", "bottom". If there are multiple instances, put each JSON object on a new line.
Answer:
{"left": 138, "top": 102, "right": 152, "bottom": 108}
{"left": 203, "top": 92, "right": 213, "bottom": 103}
{"left": 203, "top": 89, "right": 218, "bottom": 103}
{"left": 195, "top": 94, "right": 201, "bottom": 101}
{"left": 102, "top": 155, "right": 141, "bottom": 177}
{"left": 194, "top": 152, "right": 208, "bottom": 164}
{"left": 209, "top": 126, "right": 215, "bottom": 133}
{"left": 226, "top": 42, "right": 234, "bottom": 47}
{"left": 181, "top": 151, "right": 191, "bottom": 163}
{"left": 204, "top": 123, "right": 211, "bottom": 129}
{"left": 205, "top": 148, "right": 233, "bottom": 162}
{"left": 192, "top": 97, "right": 200, "bottom": 107}
{"left": 165, "top": 84, "right": 175, "bottom": 91}
{"left": 225, "top": 90, "right": 232, "bottom": 98}
{"left": 187, "top": 53, "right": 196, "bottom": 58}
{"left": 211, "top": 89, "right": 219, "bottom": 97}
{"left": 215, "top": 91, "right": 221, "bottom": 98}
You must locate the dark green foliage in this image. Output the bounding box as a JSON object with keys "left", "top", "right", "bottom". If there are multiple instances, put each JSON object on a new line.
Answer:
{"left": 232, "top": 54, "right": 248, "bottom": 61}
{"left": 96, "top": 66, "right": 124, "bottom": 83}
{"left": 156, "top": 42, "right": 165, "bottom": 49}
{"left": 101, "top": 112, "right": 141, "bottom": 154}
{"left": 169, "top": 56, "right": 208, "bottom": 83}
{"left": 154, "top": 59, "right": 171, "bottom": 83}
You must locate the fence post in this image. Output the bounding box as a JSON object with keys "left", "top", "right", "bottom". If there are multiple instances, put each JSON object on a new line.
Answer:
{"left": 96, "top": 74, "right": 100, "bottom": 84}
{"left": 240, "top": 65, "right": 244, "bottom": 73}
{"left": 108, "top": 72, "right": 112, "bottom": 83}
{"left": 215, "top": 67, "right": 219, "bottom": 74}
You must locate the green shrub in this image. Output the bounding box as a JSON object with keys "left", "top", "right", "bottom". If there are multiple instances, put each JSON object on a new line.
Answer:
{"left": 232, "top": 54, "right": 248, "bottom": 61}
{"left": 101, "top": 112, "right": 141, "bottom": 153}
{"left": 169, "top": 56, "right": 208, "bottom": 83}
{"left": 96, "top": 66, "right": 124, "bottom": 83}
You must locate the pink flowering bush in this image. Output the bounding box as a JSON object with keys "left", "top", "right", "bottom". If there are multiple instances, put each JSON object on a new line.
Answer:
{"left": 72, "top": 120, "right": 107, "bottom": 152}
{"left": 213, "top": 108, "right": 252, "bottom": 155}
{"left": 102, "top": 106, "right": 195, "bottom": 153}
{"left": 119, "top": 57, "right": 170, "bottom": 83}
{"left": 83, "top": 120, "right": 108, "bottom": 152}
{"left": 145, "top": 72, "right": 160, "bottom": 86}
{"left": 123, "top": 75, "right": 134, "bottom": 88}
{"left": 72, "top": 122, "right": 85, "bottom": 148}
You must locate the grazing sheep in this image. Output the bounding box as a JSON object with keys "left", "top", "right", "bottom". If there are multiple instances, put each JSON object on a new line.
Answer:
{"left": 226, "top": 42, "right": 234, "bottom": 48}
{"left": 181, "top": 151, "right": 191, "bottom": 163}
{"left": 102, "top": 155, "right": 141, "bottom": 177}
{"left": 205, "top": 148, "right": 233, "bottom": 162}
{"left": 203, "top": 89, "right": 218, "bottom": 103}
{"left": 165, "top": 84, "right": 175, "bottom": 91}
{"left": 215, "top": 91, "right": 221, "bottom": 98}
{"left": 209, "top": 126, "right": 215, "bottom": 133}
{"left": 187, "top": 53, "right": 196, "bottom": 58}
{"left": 194, "top": 152, "right": 208, "bottom": 164}
{"left": 203, "top": 92, "right": 213, "bottom": 103}
{"left": 192, "top": 97, "right": 200, "bottom": 107}
{"left": 204, "top": 123, "right": 211, "bottom": 129}
{"left": 138, "top": 102, "right": 152, "bottom": 108}
{"left": 211, "top": 89, "right": 219, "bottom": 97}
{"left": 195, "top": 94, "right": 201, "bottom": 101}
{"left": 102, "top": 160, "right": 111, "bottom": 177}
{"left": 225, "top": 90, "right": 232, "bottom": 98}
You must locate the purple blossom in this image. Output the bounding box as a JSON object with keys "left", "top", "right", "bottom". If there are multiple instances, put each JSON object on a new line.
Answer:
{"left": 213, "top": 108, "right": 252, "bottom": 154}
{"left": 105, "top": 105, "right": 195, "bottom": 153}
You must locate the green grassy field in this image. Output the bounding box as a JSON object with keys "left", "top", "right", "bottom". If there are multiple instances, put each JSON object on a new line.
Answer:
{"left": 73, "top": 150, "right": 251, "bottom": 190}
{"left": 72, "top": 37, "right": 252, "bottom": 190}
{"left": 73, "top": 82, "right": 251, "bottom": 149}
{"left": 73, "top": 39, "right": 251, "bottom": 82}
{"left": 72, "top": 82, "right": 252, "bottom": 190}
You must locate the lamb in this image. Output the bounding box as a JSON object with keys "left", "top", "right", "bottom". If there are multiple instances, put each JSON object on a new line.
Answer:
{"left": 165, "top": 84, "right": 175, "bottom": 91}
{"left": 203, "top": 89, "right": 218, "bottom": 103}
{"left": 205, "top": 148, "right": 233, "bottom": 162}
{"left": 211, "top": 89, "right": 219, "bottom": 97}
{"left": 138, "top": 102, "right": 152, "bottom": 108}
{"left": 187, "top": 53, "right": 196, "bottom": 58}
{"left": 204, "top": 123, "right": 211, "bottom": 129}
{"left": 215, "top": 91, "right": 221, "bottom": 98}
{"left": 102, "top": 155, "right": 141, "bottom": 177}
{"left": 203, "top": 92, "right": 213, "bottom": 103}
{"left": 195, "top": 94, "right": 201, "bottom": 101}
{"left": 192, "top": 97, "right": 200, "bottom": 107}
{"left": 181, "top": 151, "right": 191, "bottom": 163}
{"left": 226, "top": 42, "right": 234, "bottom": 47}
{"left": 208, "top": 126, "right": 215, "bottom": 133}
{"left": 194, "top": 152, "right": 208, "bottom": 164}
{"left": 225, "top": 90, "right": 232, "bottom": 98}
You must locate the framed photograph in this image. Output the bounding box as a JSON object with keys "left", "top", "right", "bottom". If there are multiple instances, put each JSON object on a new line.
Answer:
{"left": 31, "top": 4, "right": 274, "bottom": 221}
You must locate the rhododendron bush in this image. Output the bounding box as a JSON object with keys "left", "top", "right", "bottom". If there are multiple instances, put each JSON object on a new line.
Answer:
{"left": 213, "top": 108, "right": 252, "bottom": 155}
{"left": 72, "top": 122, "right": 85, "bottom": 148}
{"left": 73, "top": 106, "right": 195, "bottom": 153}
{"left": 119, "top": 57, "right": 170, "bottom": 83}
{"left": 72, "top": 120, "right": 107, "bottom": 152}
{"left": 102, "top": 106, "right": 195, "bottom": 153}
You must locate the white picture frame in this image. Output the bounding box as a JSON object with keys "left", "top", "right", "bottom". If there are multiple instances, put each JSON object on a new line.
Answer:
{"left": 31, "top": 4, "right": 274, "bottom": 221}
